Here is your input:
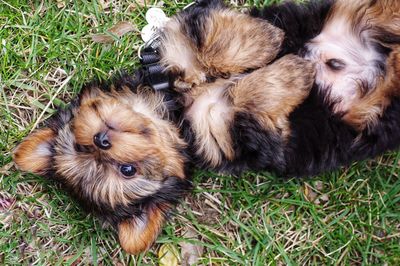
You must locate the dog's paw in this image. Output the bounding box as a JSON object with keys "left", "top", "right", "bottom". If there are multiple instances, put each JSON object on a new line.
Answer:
{"left": 173, "top": 71, "right": 206, "bottom": 92}
{"left": 174, "top": 79, "right": 193, "bottom": 92}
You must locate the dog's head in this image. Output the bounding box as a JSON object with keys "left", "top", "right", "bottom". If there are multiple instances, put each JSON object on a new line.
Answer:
{"left": 304, "top": 0, "right": 399, "bottom": 112}
{"left": 13, "top": 74, "right": 190, "bottom": 254}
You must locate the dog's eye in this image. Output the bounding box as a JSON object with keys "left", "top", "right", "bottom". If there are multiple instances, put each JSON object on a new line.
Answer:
{"left": 325, "top": 59, "right": 346, "bottom": 71}
{"left": 119, "top": 164, "right": 137, "bottom": 178}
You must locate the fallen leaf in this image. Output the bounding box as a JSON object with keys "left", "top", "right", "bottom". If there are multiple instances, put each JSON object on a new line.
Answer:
{"left": 63, "top": 255, "right": 81, "bottom": 266}
{"left": 180, "top": 228, "right": 203, "bottom": 266}
{"left": 92, "top": 21, "right": 137, "bottom": 43}
{"left": 0, "top": 194, "right": 15, "bottom": 212}
{"left": 158, "top": 243, "right": 179, "bottom": 266}
{"left": 303, "top": 183, "right": 318, "bottom": 202}
{"left": 98, "top": 0, "right": 112, "bottom": 10}
{"left": 135, "top": 0, "right": 148, "bottom": 7}
{"left": 127, "top": 0, "right": 147, "bottom": 12}
{"left": 0, "top": 162, "right": 13, "bottom": 175}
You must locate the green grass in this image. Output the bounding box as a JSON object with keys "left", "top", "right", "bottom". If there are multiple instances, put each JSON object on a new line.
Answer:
{"left": 1, "top": 0, "right": 400, "bottom": 265}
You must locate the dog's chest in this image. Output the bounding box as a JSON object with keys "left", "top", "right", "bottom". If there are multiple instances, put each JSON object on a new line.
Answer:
{"left": 186, "top": 86, "right": 230, "bottom": 120}
{"left": 183, "top": 81, "right": 235, "bottom": 166}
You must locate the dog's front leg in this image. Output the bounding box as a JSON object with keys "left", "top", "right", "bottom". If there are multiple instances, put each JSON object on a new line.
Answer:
{"left": 230, "top": 54, "right": 315, "bottom": 138}
{"left": 160, "top": 2, "right": 284, "bottom": 91}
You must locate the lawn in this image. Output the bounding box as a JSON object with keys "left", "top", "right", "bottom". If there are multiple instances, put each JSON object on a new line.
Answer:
{"left": 1, "top": 0, "right": 400, "bottom": 265}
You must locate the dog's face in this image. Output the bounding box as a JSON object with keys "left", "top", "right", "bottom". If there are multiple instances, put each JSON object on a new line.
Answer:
{"left": 305, "top": 19, "right": 383, "bottom": 111}
{"left": 304, "top": 0, "right": 398, "bottom": 112}
{"left": 13, "top": 82, "right": 190, "bottom": 254}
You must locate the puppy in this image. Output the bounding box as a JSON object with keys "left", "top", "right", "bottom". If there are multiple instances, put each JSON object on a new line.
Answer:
{"left": 13, "top": 75, "right": 191, "bottom": 254}
{"left": 159, "top": 0, "right": 400, "bottom": 176}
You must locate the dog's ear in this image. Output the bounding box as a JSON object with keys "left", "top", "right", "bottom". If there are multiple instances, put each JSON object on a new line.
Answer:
{"left": 13, "top": 128, "right": 56, "bottom": 175}
{"left": 118, "top": 203, "right": 169, "bottom": 254}
{"left": 79, "top": 85, "right": 103, "bottom": 105}
{"left": 118, "top": 176, "right": 191, "bottom": 254}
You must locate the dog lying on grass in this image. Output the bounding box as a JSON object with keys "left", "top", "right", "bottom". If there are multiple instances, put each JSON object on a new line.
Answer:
{"left": 13, "top": 0, "right": 400, "bottom": 254}
{"left": 162, "top": 0, "right": 400, "bottom": 176}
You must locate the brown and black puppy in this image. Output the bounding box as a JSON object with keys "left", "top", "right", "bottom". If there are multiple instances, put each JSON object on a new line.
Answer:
{"left": 159, "top": 0, "right": 400, "bottom": 175}
{"left": 13, "top": 76, "right": 191, "bottom": 254}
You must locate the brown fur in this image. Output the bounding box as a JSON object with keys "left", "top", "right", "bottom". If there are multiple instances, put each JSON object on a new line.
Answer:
{"left": 184, "top": 78, "right": 236, "bottom": 166}
{"left": 182, "top": 55, "right": 315, "bottom": 167}
{"left": 14, "top": 0, "right": 399, "bottom": 255}
{"left": 323, "top": 0, "right": 400, "bottom": 129}
{"left": 118, "top": 204, "right": 167, "bottom": 255}
{"left": 363, "top": 0, "right": 400, "bottom": 42}
{"left": 305, "top": 0, "right": 400, "bottom": 130}
{"left": 13, "top": 128, "right": 56, "bottom": 175}
{"left": 230, "top": 55, "right": 315, "bottom": 137}
{"left": 161, "top": 19, "right": 207, "bottom": 89}
{"left": 328, "top": 0, "right": 400, "bottom": 40}
{"left": 13, "top": 84, "right": 188, "bottom": 254}
{"left": 161, "top": 8, "right": 284, "bottom": 90}
{"left": 344, "top": 48, "right": 400, "bottom": 130}
{"left": 199, "top": 9, "right": 284, "bottom": 76}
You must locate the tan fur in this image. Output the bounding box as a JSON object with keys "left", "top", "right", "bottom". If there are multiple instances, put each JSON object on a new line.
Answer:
{"left": 13, "top": 85, "right": 188, "bottom": 254}
{"left": 230, "top": 55, "right": 315, "bottom": 137}
{"left": 320, "top": 0, "right": 400, "bottom": 129}
{"left": 329, "top": 0, "right": 400, "bottom": 38}
{"left": 13, "top": 128, "right": 55, "bottom": 175}
{"left": 344, "top": 48, "right": 400, "bottom": 130}
{"left": 182, "top": 55, "right": 314, "bottom": 166}
{"left": 73, "top": 87, "right": 186, "bottom": 180}
{"left": 161, "top": 19, "right": 206, "bottom": 88}
{"left": 161, "top": 8, "right": 283, "bottom": 90}
{"left": 199, "top": 9, "right": 284, "bottom": 76}
{"left": 185, "top": 79, "right": 236, "bottom": 167}
{"left": 118, "top": 205, "right": 166, "bottom": 255}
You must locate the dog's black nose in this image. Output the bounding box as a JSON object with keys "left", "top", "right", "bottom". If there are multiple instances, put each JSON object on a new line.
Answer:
{"left": 93, "top": 132, "right": 111, "bottom": 150}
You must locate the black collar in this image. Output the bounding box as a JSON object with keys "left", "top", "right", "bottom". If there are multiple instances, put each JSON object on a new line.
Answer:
{"left": 140, "top": 44, "right": 171, "bottom": 91}
{"left": 139, "top": 44, "right": 182, "bottom": 114}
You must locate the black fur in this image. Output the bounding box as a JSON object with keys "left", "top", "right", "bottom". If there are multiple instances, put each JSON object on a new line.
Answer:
{"left": 16, "top": 0, "right": 400, "bottom": 253}
{"left": 224, "top": 112, "right": 286, "bottom": 174}
{"left": 353, "top": 97, "right": 400, "bottom": 160}
{"left": 250, "top": 0, "right": 334, "bottom": 57}
{"left": 283, "top": 87, "right": 357, "bottom": 176}
{"left": 176, "top": 0, "right": 226, "bottom": 48}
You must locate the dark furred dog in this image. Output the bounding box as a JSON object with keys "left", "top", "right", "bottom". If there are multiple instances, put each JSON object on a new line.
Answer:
{"left": 13, "top": 0, "right": 400, "bottom": 254}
